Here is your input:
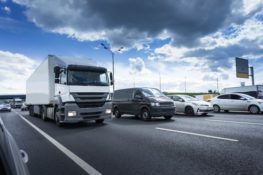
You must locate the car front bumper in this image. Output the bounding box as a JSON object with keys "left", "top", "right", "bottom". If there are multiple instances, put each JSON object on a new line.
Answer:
{"left": 196, "top": 106, "right": 213, "bottom": 114}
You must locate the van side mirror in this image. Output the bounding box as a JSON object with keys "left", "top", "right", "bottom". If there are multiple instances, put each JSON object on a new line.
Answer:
{"left": 134, "top": 94, "right": 143, "bottom": 99}
{"left": 109, "top": 72, "right": 114, "bottom": 85}
{"left": 54, "top": 66, "right": 60, "bottom": 83}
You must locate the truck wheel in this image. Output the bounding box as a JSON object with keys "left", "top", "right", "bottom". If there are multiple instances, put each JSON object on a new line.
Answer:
{"left": 55, "top": 108, "right": 62, "bottom": 127}
{"left": 164, "top": 116, "right": 173, "bottom": 120}
{"left": 141, "top": 108, "right": 151, "bottom": 121}
{"left": 41, "top": 106, "right": 48, "bottom": 121}
{"left": 96, "top": 119, "right": 104, "bottom": 124}
{"left": 185, "top": 106, "right": 194, "bottom": 116}
{"left": 249, "top": 105, "right": 260, "bottom": 114}
{"left": 114, "top": 108, "right": 121, "bottom": 118}
{"left": 213, "top": 105, "right": 221, "bottom": 113}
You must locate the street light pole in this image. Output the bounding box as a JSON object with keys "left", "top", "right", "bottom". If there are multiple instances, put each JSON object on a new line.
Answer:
{"left": 101, "top": 43, "right": 123, "bottom": 92}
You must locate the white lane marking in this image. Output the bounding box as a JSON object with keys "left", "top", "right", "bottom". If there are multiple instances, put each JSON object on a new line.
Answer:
{"left": 156, "top": 127, "right": 238, "bottom": 142}
{"left": 15, "top": 112, "right": 102, "bottom": 175}
{"left": 206, "top": 119, "right": 263, "bottom": 126}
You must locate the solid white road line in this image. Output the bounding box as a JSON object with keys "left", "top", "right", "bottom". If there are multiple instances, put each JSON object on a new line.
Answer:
{"left": 156, "top": 127, "right": 239, "bottom": 142}
{"left": 206, "top": 119, "right": 263, "bottom": 126}
{"left": 15, "top": 112, "right": 102, "bottom": 175}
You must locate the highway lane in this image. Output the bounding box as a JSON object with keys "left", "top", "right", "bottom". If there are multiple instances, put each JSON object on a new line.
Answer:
{"left": 1, "top": 110, "right": 263, "bottom": 175}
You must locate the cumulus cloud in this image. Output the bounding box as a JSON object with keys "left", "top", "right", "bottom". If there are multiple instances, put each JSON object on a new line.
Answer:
{"left": 0, "top": 50, "right": 38, "bottom": 94}
{"left": 129, "top": 57, "right": 147, "bottom": 74}
{"left": 1, "top": 6, "right": 11, "bottom": 14}
{"left": 12, "top": 0, "right": 248, "bottom": 49}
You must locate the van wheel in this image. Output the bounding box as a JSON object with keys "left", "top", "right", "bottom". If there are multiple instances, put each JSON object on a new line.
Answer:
{"left": 213, "top": 105, "right": 221, "bottom": 113}
{"left": 96, "top": 119, "right": 104, "bottom": 124}
{"left": 249, "top": 105, "right": 260, "bottom": 114}
{"left": 185, "top": 106, "right": 194, "bottom": 116}
{"left": 164, "top": 116, "right": 173, "bottom": 120}
{"left": 114, "top": 108, "right": 121, "bottom": 118}
{"left": 141, "top": 108, "right": 151, "bottom": 121}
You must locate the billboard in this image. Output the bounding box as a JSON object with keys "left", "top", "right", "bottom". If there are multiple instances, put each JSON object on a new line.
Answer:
{"left": 236, "top": 57, "right": 249, "bottom": 78}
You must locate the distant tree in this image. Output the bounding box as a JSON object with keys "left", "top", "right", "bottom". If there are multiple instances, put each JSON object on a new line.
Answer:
{"left": 208, "top": 90, "right": 213, "bottom": 93}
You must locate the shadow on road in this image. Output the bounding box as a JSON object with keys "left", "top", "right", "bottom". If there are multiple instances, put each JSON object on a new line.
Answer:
{"left": 174, "top": 114, "right": 214, "bottom": 118}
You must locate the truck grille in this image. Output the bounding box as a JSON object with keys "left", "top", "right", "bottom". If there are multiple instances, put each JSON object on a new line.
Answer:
{"left": 71, "top": 92, "right": 108, "bottom": 108}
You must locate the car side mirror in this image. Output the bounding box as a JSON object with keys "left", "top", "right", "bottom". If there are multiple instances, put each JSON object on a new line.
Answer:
{"left": 179, "top": 99, "right": 184, "bottom": 102}
{"left": 109, "top": 72, "right": 114, "bottom": 85}
{"left": 54, "top": 66, "right": 60, "bottom": 83}
{"left": 241, "top": 98, "right": 247, "bottom": 101}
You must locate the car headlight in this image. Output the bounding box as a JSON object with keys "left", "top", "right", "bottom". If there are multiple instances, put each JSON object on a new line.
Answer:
{"left": 192, "top": 103, "right": 199, "bottom": 106}
{"left": 106, "top": 93, "right": 112, "bottom": 102}
{"left": 258, "top": 101, "right": 263, "bottom": 104}
{"left": 151, "top": 102, "right": 160, "bottom": 107}
{"left": 68, "top": 111, "right": 77, "bottom": 117}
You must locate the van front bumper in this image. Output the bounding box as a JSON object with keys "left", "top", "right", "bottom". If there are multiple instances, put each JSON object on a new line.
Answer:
{"left": 150, "top": 107, "right": 176, "bottom": 117}
{"left": 61, "top": 102, "right": 112, "bottom": 123}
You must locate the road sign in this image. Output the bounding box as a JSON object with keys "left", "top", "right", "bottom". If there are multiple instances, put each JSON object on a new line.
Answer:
{"left": 236, "top": 57, "right": 249, "bottom": 78}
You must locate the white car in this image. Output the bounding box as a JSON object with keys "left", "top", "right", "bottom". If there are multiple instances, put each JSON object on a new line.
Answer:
{"left": 211, "top": 93, "right": 263, "bottom": 114}
{"left": 169, "top": 95, "right": 213, "bottom": 115}
{"left": 0, "top": 103, "right": 11, "bottom": 112}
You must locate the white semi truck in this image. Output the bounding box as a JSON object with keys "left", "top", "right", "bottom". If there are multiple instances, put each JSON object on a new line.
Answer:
{"left": 26, "top": 55, "right": 113, "bottom": 126}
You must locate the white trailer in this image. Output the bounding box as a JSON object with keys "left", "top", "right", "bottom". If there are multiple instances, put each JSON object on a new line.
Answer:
{"left": 220, "top": 85, "right": 263, "bottom": 99}
{"left": 26, "top": 55, "right": 113, "bottom": 126}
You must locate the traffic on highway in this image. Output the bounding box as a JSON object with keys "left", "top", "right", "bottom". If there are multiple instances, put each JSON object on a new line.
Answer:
{"left": 1, "top": 0, "right": 263, "bottom": 175}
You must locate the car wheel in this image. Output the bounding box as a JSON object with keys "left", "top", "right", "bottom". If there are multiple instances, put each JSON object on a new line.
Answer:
{"left": 185, "top": 106, "right": 194, "bottom": 116}
{"left": 164, "top": 115, "right": 173, "bottom": 120}
{"left": 224, "top": 110, "right": 229, "bottom": 113}
{"left": 213, "top": 105, "right": 221, "bottom": 113}
{"left": 249, "top": 105, "right": 260, "bottom": 114}
{"left": 141, "top": 108, "right": 151, "bottom": 121}
{"left": 96, "top": 119, "right": 104, "bottom": 124}
{"left": 114, "top": 108, "right": 121, "bottom": 118}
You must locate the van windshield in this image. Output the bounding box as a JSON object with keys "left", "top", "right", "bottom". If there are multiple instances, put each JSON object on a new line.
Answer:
{"left": 68, "top": 70, "right": 109, "bottom": 86}
{"left": 141, "top": 88, "right": 165, "bottom": 97}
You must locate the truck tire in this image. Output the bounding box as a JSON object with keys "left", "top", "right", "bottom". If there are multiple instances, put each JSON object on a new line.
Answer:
{"left": 141, "top": 108, "right": 151, "bottom": 121}
{"left": 96, "top": 119, "right": 104, "bottom": 124}
{"left": 29, "top": 106, "right": 34, "bottom": 117}
{"left": 41, "top": 106, "right": 48, "bottom": 121}
{"left": 55, "top": 107, "right": 62, "bottom": 127}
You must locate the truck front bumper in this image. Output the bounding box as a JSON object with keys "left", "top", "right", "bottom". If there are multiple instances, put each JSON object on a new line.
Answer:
{"left": 61, "top": 102, "right": 112, "bottom": 123}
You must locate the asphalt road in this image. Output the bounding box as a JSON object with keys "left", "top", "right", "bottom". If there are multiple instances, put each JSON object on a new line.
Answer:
{"left": 1, "top": 109, "right": 263, "bottom": 175}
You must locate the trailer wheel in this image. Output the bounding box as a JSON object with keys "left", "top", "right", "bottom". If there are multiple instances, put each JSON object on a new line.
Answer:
{"left": 41, "top": 106, "right": 48, "bottom": 121}
{"left": 29, "top": 106, "right": 34, "bottom": 117}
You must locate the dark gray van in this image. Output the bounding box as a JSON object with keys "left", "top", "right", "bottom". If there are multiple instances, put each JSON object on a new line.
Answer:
{"left": 112, "top": 88, "right": 176, "bottom": 120}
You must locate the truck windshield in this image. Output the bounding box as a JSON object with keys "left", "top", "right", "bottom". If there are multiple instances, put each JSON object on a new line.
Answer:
{"left": 141, "top": 88, "right": 165, "bottom": 97}
{"left": 68, "top": 70, "right": 109, "bottom": 86}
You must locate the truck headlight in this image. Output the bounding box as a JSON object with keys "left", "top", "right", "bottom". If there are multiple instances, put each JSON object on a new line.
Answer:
{"left": 106, "top": 93, "right": 112, "bottom": 102}
{"left": 151, "top": 102, "right": 160, "bottom": 107}
{"left": 105, "top": 109, "right": 111, "bottom": 114}
{"left": 68, "top": 111, "right": 77, "bottom": 117}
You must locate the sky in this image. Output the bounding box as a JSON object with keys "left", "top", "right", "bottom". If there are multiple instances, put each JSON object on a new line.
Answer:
{"left": 0, "top": 0, "right": 263, "bottom": 94}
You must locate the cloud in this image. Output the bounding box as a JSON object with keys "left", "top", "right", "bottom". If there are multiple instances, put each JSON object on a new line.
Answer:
{"left": 0, "top": 0, "right": 7, "bottom": 3}
{"left": 129, "top": 57, "right": 147, "bottom": 74}
{"left": 12, "top": 0, "right": 250, "bottom": 49}
{"left": 0, "top": 50, "right": 38, "bottom": 94}
{"left": 1, "top": 6, "right": 11, "bottom": 14}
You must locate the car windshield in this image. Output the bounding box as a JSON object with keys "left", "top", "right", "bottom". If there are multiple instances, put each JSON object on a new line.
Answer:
{"left": 181, "top": 95, "right": 199, "bottom": 101}
{"left": 141, "top": 88, "right": 165, "bottom": 97}
{"left": 68, "top": 70, "right": 109, "bottom": 86}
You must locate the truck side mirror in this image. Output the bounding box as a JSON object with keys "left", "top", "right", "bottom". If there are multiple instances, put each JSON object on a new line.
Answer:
{"left": 109, "top": 72, "right": 114, "bottom": 85}
{"left": 54, "top": 66, "right": 60, "bottom": 83}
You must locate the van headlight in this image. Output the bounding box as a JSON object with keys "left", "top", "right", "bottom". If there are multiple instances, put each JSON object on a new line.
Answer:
{"left": 151, "top": 102, "right": 160, "bottom": 107}
{"left": 68, "top": 111, "right": 77, "bottom": 117}
{"left": 106, "top": 93, "right": 112, "bottom": 102}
